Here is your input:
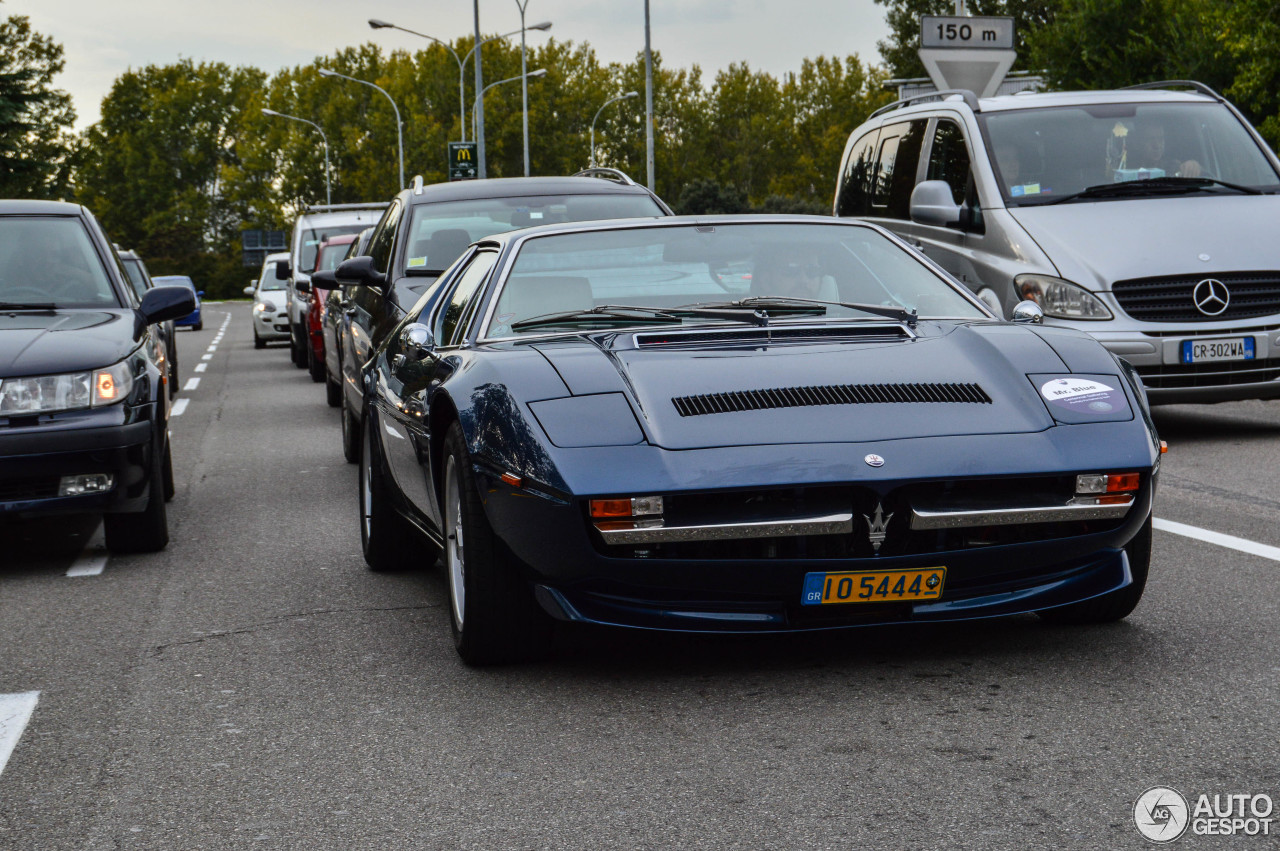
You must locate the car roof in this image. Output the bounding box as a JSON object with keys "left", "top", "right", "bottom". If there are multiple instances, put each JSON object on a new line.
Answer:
{"left": 264, "top": 251, "right": 289, "bottom": 262}
{"left": 406, "top": 176, "right": 658, "bottom": 206}
{"left": 476, "top": 213, "right": 882, "bottom": 248}
{"left": 319, "top": 233, "right": 358, "bottom": 246}
{"left": 878, "top": 87, "right": 1216, "bottom": 122}
{"left": 0, "top": 199, "right": 85, "bottom": 216}
{"left": 152, "top": 275, "right": 194, "bottom": 285}
{"left": 117, "top": 248, "right": 141, "bottom": 260}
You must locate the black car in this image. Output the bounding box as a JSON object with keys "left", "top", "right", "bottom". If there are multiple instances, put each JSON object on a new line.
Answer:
{"left": 117, "top": 247, "right": 180, "bottom": 398}
{"left": 318, "top": 170, "right": 672, "bottom": 464}
{"left": 0, "top": 201, "right": 195, "bottom": 553}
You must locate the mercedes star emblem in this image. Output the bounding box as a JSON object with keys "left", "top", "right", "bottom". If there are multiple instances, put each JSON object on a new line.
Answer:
{"left": 864, "top": 454, "right": 885, "bottom": 467}
{"left": 1192, "top": 279, "right": 1230, "bottom": 317}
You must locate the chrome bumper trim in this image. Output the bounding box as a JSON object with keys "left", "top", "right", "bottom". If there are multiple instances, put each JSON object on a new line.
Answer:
{"left": 595, "top": 512, "right": 853, "bottom": 545}
{"left": 909, "top": 496, "right": 1134, "bottom": 530}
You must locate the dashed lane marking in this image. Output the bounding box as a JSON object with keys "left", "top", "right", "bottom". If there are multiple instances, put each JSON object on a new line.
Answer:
{"left": 66, "top": 522, "right": 107, "bottom": 577}
{"left": 201, "top": 354, "right": 212, "bottom": 361}
{"left": 183, "top": 378, "right": 200, "bottom": 391}
{"left": 193, "top": 363, "right": 207, "bottom": 373}
{"left": 171, "top": 398, "right": 189, "bottom": 417}
{"left": 1155, "top": 518, "right": 1280, "bottom": 563}
{"left": 0, "top": 692, "right": 39, "bottom": 777}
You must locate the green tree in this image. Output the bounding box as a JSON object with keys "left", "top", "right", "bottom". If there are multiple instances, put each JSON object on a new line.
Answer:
{"left": 0, "top": 10, "right": 75, "bottom": 198}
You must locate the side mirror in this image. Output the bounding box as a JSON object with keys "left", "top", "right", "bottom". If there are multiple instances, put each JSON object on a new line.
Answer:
{"left": 295, "top": 279, "right": 313, "bottom": 294}
{"left": 909, "top": 180, "right": 962, "bottom": 228}
{"left": 139, "top": 285, "right": 197, "bottom": 325}
{"left": 275, "top": 259, "right": 291, "bottom": 280}
{"left": 312, "top": 269, "right": 338, "bottom": 289}
{"left": 243, "top": 285, "right": 255, "bottom": 296}
{"left": 335, "top": 256, "right": 387, "bottom": 291}
{"left": 1012, "top": 300, "right": 1044, "bottom": 324}
{"left": 393, "top": 322, "right": 436, "bottom": 370}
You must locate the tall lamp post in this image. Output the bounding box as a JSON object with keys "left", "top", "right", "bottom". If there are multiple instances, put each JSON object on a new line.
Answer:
{"left": 317, "top": 68, "right": 405, "bottom": 189}
{"left": 472, "top": 69, "right": 545, "bottom": 155}
{"left": 367, "top": 19, "right": 550, "bottom": 148}
{"left": 589, "top": 91, "right": 638, "bottom": 169}
{"left": 644, "top": 0, "right": 655, "bottom": 192}
{"left": 261, "top": 108, "right": 331, "bottom": 206}
{"left": 514, "top": 0, "right": 532, "bottom": 176}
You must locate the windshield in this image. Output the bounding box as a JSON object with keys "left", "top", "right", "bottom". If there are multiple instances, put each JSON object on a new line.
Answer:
{"left": 299, "top": 225, "right": 366, "bottom": 272}
{"left": 0, "top": 217, "right": 118, "bottom": 307}
{"left": 405, "top": 193, "right": 665, "bottom": 274}
{"left": 984, "top": 102, "right": 1280, "bottom": 205}
{"left": 485, "top": 223, "right": 985, "bottom": 337}
{"left": 121, "top": 258, "right": 148, "bottom": 299}
{"left": 258, "top": 260, "right": 287, "bottom": 290}
{"left": 315, "top": 242, "right": 351, "bottom": 273}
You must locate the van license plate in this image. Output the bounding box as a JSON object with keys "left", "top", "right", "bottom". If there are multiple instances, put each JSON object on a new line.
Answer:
{"left": 1181, "top": 337, "right": 1254, "bottom": 363}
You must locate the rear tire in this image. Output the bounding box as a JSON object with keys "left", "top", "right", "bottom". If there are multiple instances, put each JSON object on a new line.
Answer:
{"left": 193, "top": 319, "right": 203, "bottom": 332}
{"left": 1038, "top": 513, "right": 1151, "bottom": 625}
{"left": 290, "top": 322, "right": 307, "bottom": 367}
{"left": 161, "top": 438, "right": 175, "bottom": 502}
{"left": 359, "top": 408, "right": 420, "bottom": 572}
{"left": 325, "top": 366, "right": 342, "bottom": 407}
{"left": 104, "top": 438, "right": 170, "bottom": 554}
{"left": 341, "top": 390, "right": 361, "bottom": 464}
{"left": 443, "top": 423, "right": 552, "bottom": 665}
{"left": 308, "top": 341, "right": 325, "bottom": 382}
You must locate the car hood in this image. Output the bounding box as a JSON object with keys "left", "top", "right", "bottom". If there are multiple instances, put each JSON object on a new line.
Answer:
{"left": 533, "top": 323, "right": 1077, "bottom": 451}
{"left": 0, "top": 310, "right": 140, "bottom": 378}
{"left": 1008, "top": 195, "right": 1280, "bottom": 289}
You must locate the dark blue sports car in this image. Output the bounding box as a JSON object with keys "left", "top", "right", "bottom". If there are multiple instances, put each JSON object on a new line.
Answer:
{"left": 355, "top": 216, "right": 1160, "bottom": 665}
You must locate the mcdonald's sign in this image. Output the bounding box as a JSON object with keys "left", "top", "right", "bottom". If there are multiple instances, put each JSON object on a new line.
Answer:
{"left": 448, "top": 142, "right": 478, "bottom": 181}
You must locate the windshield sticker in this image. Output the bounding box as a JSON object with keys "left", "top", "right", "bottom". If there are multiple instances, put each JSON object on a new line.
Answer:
{"left": 530, "top": 211, "right": 544, "bottom": 219}
{"left": 408, "top": 257, "right": 427, "bottom": 268}
{"left": 1113, "top": 167, "right": 1166, "bottom": 183}
{"left": 1010, "top": 183, "right": 1042, "bottom": 197}
{"left": 1040, "top": 378, "right": 1119, "bottom": 413}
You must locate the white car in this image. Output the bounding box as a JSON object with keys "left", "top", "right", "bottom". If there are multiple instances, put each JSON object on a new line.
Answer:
{"left": 245, "top": 251, "right": 291, "bottom": 347}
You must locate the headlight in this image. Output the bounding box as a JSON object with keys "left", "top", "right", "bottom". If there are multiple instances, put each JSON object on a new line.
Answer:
{"left": 0, "top": 360, "right": 135, "bottom": 415}
{"left": 1015, "top": 275, "right": 1113, "bottom": 320}
{"left": 255, "top": 301, "right": 277, "bottom": 313}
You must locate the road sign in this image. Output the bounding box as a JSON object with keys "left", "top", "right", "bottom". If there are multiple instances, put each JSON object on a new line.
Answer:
{"left": 448, "top": 142, "right": 477, "bottom": 181}
{"left": 918, "top": 16, "right": 1016, "bottom": 98}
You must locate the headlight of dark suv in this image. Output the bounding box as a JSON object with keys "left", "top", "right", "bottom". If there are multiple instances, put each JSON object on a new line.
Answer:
{"left": 0, "top": 358, "right": 136, "bottom": 415}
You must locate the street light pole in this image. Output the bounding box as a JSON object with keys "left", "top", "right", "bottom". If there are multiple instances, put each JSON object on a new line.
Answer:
{"left": 644, "top": 0, "right": 655, "bottom": 192}
{"left": 474, "top": 0, "right": 485, "bottom": 178}
{"left": 473, "top": 69, "right": 546, "bottom": 154}
{"left": 590, "top": 91, "right": 639, "bottom": 169}
{"left": 515, "top": 0, "right": 532, "bottom": 176}
{"left": 318, "top": 68, "right": 405, "bottom": 190}
{"left": 369, "top": 19, "right": 466, "bottom": 142}
{"left": 261, "top": 108, "right": 331, "bottom": 206}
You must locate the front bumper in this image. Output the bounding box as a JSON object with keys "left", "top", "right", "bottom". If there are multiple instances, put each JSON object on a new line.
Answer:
{"left": 0, "top": 410, "right": 157, "bottom": 517}
{"left": 255, "top": 308, "right": 290, "bottom": 340}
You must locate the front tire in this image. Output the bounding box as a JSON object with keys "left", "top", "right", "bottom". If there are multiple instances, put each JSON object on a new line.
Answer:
{"left": 308, "top": 340, "right": 325, "bottom": 382}
{"left": 341, "top": 390, "right": 361, "bottom": 464}
{"left": 325, "top": 363, "right": 342, "bottom": 407}
{"left": 1038, "top": 513, "right": 1151, "bottom": 625}
{"left": 443, "top": 423, "right": 552, "bottom": 665}
{"left": 359, "top": 408, "right": 419, "bottom": 572}
{"left": 104, "top": 437, "right": 170, "bottom": 554}
{"left": 253, "top": 328, "right": 266, "bottom": 349}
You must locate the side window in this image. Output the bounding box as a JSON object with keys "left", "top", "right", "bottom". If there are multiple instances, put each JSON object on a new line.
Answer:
{"left": 835, "top": 130, "right": 879, "bottom": 217}
{"left": 871, "top": 120, "right": 927, "bottom": 220}
{"left": 436, "top": 251, "right": 498, "bottom": 346}
{"left": 366, "top": 199, "right": 403, "bottom": 275}
{"left": 926, "top": 119, "right": 972, "bottom": 204}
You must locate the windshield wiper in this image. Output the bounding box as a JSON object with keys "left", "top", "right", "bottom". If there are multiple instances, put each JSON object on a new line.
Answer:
{"left": 1041, "top": 176, "right": 1265, "bottom": 206}
{"left": 510, "top": 303, "right": 774, "bottom": 331}
{"left": 694, "top": 296, "right": 918, "bottom": 327}
{"left": 0, "top": 301, "right": 57, "bottom": 310}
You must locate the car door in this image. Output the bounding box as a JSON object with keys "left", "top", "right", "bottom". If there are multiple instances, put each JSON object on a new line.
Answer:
{"left": 344, "top": 199, "right": 403, "bottom": 407}
{"left": 379, "top": 249, "right": 497, "bottom": 529}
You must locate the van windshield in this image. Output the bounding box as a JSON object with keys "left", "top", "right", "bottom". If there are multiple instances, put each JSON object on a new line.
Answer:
{"left": 982, "top": 102, "right": 1280, "bottom": 205}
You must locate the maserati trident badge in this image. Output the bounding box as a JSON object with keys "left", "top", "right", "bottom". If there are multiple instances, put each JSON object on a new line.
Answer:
{"left": 865, "top": 503, "right": 893, "bottom": 553}
{"left": 864, "top": 453, "right": 885, "bottom": 467}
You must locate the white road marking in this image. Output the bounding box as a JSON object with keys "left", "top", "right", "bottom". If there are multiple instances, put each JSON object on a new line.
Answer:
{"left": 1155, "top": 518, "right": 1280, "bottom": 563}
{"left": 171, "top": 398, "right": 189, "bottom": 417}
{"left": 184, "top": 377, "right": 200, "bottom": 391}
{"left": 0, "top": 692, "right": 39, "bottom": 776}
{"left": 194, "top": 363, "right": 207, "bottom": 373}
{"left": 201, "top": 354, "right": 212, "bottom": 361}
{"left": 66, "top": 522, "right": 108, "bottom": 577}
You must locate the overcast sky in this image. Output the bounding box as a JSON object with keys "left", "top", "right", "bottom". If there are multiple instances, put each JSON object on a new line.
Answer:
{"left": 11, "top": 0, "right": 892, "bottom": 130}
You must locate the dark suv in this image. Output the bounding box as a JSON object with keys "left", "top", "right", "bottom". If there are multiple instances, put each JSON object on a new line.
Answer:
{"left": 0, "top": 201, "right": 194, "bottom": 553}
{"left": 321, "top": 171, "right": 672, "bottom": 462}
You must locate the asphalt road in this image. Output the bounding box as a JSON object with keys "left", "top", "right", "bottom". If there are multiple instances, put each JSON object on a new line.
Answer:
{"left": 2, "top": 302, "right": 1278, "bottom": 849}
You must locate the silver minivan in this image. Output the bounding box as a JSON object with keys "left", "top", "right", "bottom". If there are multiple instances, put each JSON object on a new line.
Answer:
{"left": 834, "top": 82, "right": 1280, "bottom": 403}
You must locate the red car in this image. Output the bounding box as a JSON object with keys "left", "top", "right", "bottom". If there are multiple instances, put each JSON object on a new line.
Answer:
{"left": 305, "top": 233, "right": 358, "bottom": 383}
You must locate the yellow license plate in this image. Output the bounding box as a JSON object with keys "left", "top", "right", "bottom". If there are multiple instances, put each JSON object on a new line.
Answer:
{"left": 801, "top": 568, "right": 946, "bottom": 606}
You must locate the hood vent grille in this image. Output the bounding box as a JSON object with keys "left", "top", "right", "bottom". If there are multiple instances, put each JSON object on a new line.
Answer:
{"left": 672, "top": 383, "right": 992, "bottom": 417}
{"left": 635, "top": 324, "right": 912, "bottom": 348}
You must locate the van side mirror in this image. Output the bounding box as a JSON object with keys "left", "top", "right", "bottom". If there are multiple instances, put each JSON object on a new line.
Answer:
{"left": 275, "top": 259, "right": 291, "bottom": 280}
{"left": 909, "top": 180, "right": 961, "bottom": 228}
